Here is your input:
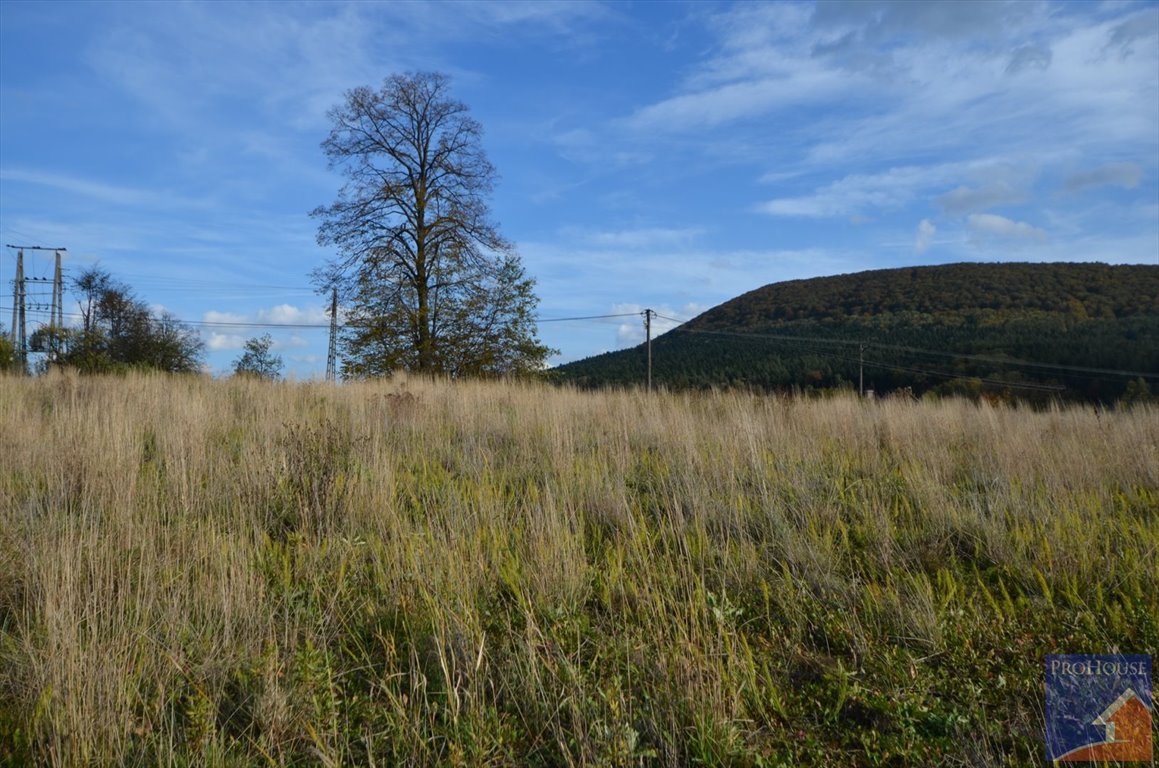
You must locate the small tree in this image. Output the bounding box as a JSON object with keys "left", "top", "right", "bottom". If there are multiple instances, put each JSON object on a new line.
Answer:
{"left": 1120, "top": 377, "right": 1153, "bottom": 407}
{"left": 233, "top": 334, "right": 283, "bottom": 380}
{"left": 28, "top": 324, "right": 77, "bottom": 373}
{"left": 0, "top": 326, "right": 14, "bottom": 372}
{"left": 59, "top": 267, "right": 205, "bottom": 374}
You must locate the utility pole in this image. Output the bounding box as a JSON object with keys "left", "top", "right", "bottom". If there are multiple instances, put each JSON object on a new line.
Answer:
{"left": 10, "top": 249, "right": 26, "bottom": 374}
{"left": 6, "top": 245, "right": 68, "bottom": 375}
{"left": 644, "top": 308, "right": 653, "bottom": 392}
{"left": 326, "top": 286, "right": 338, "bottom": 382}
{"left": 859, "top": 343, "right": 865, "bottom": 398}
{"left": 51, "top": 250, "right": 64, "bottom": 328}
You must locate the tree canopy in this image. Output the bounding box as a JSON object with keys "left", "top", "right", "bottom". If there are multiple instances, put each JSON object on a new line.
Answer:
{"left": 232, "top": 334, "right": 283, "bottom": 380}
{"left": 33, "top": 267, "right": 205, "bottom": 375}
{"left": 0, "top": 326, "right": 14, "bottom": 372}
{"left": 312, "top": 71, "right": 552, "bottom": 378}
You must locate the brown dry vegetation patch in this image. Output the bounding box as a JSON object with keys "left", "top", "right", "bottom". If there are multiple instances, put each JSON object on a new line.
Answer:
{"left": 1, "top": 371, "right": 1156, "bottom": 766}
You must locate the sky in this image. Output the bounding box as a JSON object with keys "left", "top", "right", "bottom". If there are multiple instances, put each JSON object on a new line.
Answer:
{"left": 2, "top": 0, "right": 1157, "bottom": 378}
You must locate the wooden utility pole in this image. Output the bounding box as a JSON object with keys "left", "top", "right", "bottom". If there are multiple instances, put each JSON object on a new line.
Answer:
{"left": 644, "top": 308, "right": 653, "bottom": 392}
{"left": 859, "top": 343, "right": 865, "bottom": 397}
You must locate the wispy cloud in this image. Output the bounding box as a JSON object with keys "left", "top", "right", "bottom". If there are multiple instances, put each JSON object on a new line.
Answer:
{"left": 936, "top": 181, "right": 1027, "bottom": 215}
{"left": 624, "top": 69, "right": 851, "bottom": 132}
{"left": 203, "top": 311, "right": 248, "bottom": 325}
{"left": 622, "top": 1, "right": 1156, "bottom": 196}
{"left": 1103, "top": 8, "right": 1159, "bottom": 58}
{"left": 0, "top": 168, "right": 209, "bottom": 209}
{"left": 258, "top": 304, "right": 330, "bottom": 325}
{"left": 967, "top": 213, "right": 1047, "bottom": 241}
{"left": 580, "top": 227, "right": 706, "bottom": 249}
{"left": 86, "top": 1, "right": 611, "bottom": 143}
{"left": 758, "top": 164, "right": 962, "bottom": 218}
{"left": 203, "top": 304, "right": 329, "bottom": 326}
{"left": 1063, "top": 162, "right": 1143, "bottom": 193}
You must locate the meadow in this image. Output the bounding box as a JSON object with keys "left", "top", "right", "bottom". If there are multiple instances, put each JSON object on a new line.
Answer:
{"left": 1, "top": 372, "right": 1156, "bottom": 766}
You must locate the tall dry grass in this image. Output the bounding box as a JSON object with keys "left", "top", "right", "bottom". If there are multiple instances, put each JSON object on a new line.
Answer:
{"left": 0, "top": 371, "right": 1156, "bottom": 766}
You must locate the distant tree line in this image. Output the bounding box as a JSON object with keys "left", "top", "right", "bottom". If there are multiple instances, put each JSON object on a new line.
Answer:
{"left": 22, "top": 267, "right": 206, "bottom": 375}
{"left": 4, "top": 267, "right": 287, "bottom": 379}
{"left": 556, "top": 263, "right": 1159, "bottom": 405}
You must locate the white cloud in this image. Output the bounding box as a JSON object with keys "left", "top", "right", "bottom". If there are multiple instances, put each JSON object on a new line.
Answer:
{"left": 758, "top": 158, "right": 1045, "bottom": 220}
{"left": 628, "top": 0, "right": 1157, "bottom": 192}
{"left": 581, "top": 227, "right": 705, "bottom": 249}
{"left": 203, "top": 304, "right": 329, "bottom": 326}
{"left": 207, "top": 332, "right": 247, "bottom": 351}
{"left": 625, "top": 69, "right": 851, "bottom": 132}
{"left": 915, "top": 219, "right": 936, "bottom": 254}
{"left": 203, "top": 310, "right": 248, "bottom": 325}
{"left": 611, "top": 302, "right": 710, "bottom": 346}
{"left": 620, "top": 4, "right": 840, "bottom": 132}
{"left": 256, "top": 304, "right": 330, "bottom": 325}
{"left": 454, "top": 1, "right": 611, "bottom": 35}
{"left": 967, "top": 213, "right": 1047, "bottom": 241}
{"left": 759, "top": 165, "right": 955, "bottom": 218}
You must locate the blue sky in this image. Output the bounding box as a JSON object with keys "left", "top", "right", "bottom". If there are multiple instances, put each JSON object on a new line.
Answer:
{"left": 2, "top": 0, "right": 1157, "bottom": 377}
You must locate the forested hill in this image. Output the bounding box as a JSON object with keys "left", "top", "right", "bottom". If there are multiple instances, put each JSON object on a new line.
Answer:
{"left": 554, "top": 262, "right": 1159, "bottom": 403}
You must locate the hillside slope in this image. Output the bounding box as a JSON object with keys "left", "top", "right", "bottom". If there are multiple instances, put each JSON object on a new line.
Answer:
{"left": 555, "top": 262, "right": 1159, "bottom": 402}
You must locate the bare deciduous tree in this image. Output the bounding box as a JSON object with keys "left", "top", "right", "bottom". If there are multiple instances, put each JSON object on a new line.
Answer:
{"left": 312, "top": 71, "right": 552, "bottom": 377}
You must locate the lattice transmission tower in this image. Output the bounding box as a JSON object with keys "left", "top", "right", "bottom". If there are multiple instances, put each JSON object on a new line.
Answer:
{"left": 326, "top": 286, "right": 338, "bottom": 382}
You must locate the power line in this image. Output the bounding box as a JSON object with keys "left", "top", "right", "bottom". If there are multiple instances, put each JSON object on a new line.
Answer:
{"left": 652, "top": 314, "right": 856, "bottom": 348}
{"left": 651, "top": 314, "right": 1158, "bottom": 382}
{"left": 4, "top": 244, "right": 68, "bottom": 251}
{"left": 537, "top": 312, "right": 641, "bottom": 323}
{"left": 667, "top": 324, "right": 1069, "bottom": 393}
{"left": 0, "top": 307, "right": 642, "bottom": 331}
{"left": 699, "top": 329, "right": 1068, "bottom": 393}
{"left": 117, "top": 279, "right": 317, "bottom": 293}
{"left": 853, "top": 339, "right": 1158, "bottom": 380}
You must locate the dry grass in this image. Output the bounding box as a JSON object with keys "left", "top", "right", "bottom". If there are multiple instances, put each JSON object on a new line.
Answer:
{"left": 1, "top": 371, "right": 1156, "bottom": 766}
